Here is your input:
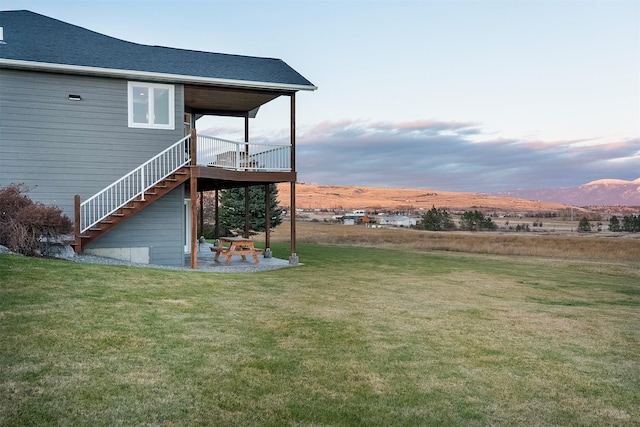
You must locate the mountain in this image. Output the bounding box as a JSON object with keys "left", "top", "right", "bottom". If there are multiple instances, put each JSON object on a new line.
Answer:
{"left": 491, "top": 178, "right": 640, "bottom": 206}
{"left": 277, "top": 183, "right": 569, "bottom": 212}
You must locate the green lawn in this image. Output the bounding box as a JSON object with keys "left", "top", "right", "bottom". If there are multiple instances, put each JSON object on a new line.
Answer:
{"left": 1, "top": 244, "right": 639, "bottom": 426}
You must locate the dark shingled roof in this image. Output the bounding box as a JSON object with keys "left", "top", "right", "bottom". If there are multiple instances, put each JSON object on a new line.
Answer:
{"left": 0, "top": 10, "right": 315, "bottom": 90}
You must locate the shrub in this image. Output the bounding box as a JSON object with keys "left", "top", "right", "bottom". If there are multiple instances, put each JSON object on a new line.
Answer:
{"left": 0, "top": 184, "right": 72, "bottom": 256}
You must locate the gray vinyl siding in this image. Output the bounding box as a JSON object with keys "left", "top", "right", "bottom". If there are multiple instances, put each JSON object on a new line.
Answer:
{"left": 85, "top": 186, "right": 186, "bottom": 266}
{"left": 0, "top": 69, "right": 187, "bottom": 266}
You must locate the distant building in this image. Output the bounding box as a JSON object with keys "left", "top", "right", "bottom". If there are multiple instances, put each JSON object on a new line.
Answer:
{"left": 378, "top": 215, "right": 416, "bottom": 228}
{"left": 340, "top": 210, "right": 372, "bottom": 225}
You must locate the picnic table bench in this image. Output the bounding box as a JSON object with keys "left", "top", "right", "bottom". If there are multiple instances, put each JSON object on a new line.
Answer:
{"left": 210, "top": 237, "right": 262, "bottom": 264}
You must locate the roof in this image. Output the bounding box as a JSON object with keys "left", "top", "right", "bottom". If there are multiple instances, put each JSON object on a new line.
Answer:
{"left": 0, "top": 10, "right": 316, "bottom": 92}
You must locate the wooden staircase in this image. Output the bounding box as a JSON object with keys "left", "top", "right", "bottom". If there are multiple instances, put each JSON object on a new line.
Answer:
{"left": 73, "top": 167, "right": 190, "bottom": 253}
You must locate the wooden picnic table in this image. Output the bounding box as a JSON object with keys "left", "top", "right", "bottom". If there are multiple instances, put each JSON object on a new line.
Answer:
{"left": 210, "top": 237, "right": 262, "bottom": 264}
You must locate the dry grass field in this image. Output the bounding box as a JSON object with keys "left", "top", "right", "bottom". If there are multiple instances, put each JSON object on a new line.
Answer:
{"left": 277, "top": 183, "right": 571, "bottom": 211}
{"left": 268, "top": 221, "right": 640, "bottom": 263}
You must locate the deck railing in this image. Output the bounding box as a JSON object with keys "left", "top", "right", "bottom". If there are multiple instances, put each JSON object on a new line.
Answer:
{"left": 78, "top": 135, "right": 191, "bottom": 233}
{"left": 197, "top": 134, "right": 291, "bottom": 171}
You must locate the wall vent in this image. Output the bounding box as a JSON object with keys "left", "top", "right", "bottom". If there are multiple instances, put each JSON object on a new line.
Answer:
{"left": 0, "top": 27, "right": 5, "bottom": 44}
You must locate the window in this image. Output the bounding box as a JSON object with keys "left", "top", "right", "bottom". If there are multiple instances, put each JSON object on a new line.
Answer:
{"left": 128, "top": 82, "right": 175, "bottom": 129}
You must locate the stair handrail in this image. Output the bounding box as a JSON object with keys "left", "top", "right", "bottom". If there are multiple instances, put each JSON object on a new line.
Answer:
{"left": 79, "top": 134, "right": 191, "bottom": 233}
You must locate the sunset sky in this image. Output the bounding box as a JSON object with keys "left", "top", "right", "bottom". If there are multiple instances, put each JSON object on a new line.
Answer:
{"left": 2, "top": 0, "right": 639, "bottom": 192}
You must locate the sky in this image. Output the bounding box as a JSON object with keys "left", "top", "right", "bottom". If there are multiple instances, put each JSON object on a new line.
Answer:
{"left": 2, "top": 0, "right": 639, "bottom": 192}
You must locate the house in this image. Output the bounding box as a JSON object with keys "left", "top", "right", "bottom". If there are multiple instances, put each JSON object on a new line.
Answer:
{"left": 341, "top": 211, "right": 373, "bottom": 226}
{"left": 0, "top": 10, "right": 316, "bottom": 268}
{"left": 341, "top": 210, "right": 368, "bottom": 226}
{"left": 378, "top": 215, "right": 416, "bottom": 228}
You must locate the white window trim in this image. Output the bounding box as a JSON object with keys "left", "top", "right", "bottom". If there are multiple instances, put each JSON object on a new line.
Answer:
{"left": 127, "top": 82, "right": 175, "bottom": 130}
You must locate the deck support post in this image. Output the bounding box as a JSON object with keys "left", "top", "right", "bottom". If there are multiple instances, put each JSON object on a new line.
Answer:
{"left": 74, "top": 194, "right": 81, "bottom": 253}
{"left": 190, "top": 128, "right": 197, "bottom": 166}
{"left": 264, "top": 184, "right": 272, "bottom": 258}
{"left": 199, "top": 190, "right": 204, "bottom": 239}
{"left": 289, "top": 93, "right": 298, "bottom": 265}
{"left": 244, "top": 185, "right": 250, "bottom": 238}
{"left": 190, "top": 171, "right": 198, "bottom": 269}
{"left": 243, "top": 114, "right": 250, "bottom": 239}
{"left": 214, "top": 189, "right": 219, "bottom": 238}
{"left": 190, "top": 128, "right": 198, "bottom": 269}
{"left": 244, "top": 113, "right": 250, "bottom": 159}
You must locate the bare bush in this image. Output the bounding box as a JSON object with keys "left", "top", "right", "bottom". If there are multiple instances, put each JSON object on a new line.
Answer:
{"left": 0, "top": 184, "right": 72, "bottom": 256}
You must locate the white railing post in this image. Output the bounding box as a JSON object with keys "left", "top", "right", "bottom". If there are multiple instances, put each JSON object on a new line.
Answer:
{"left": 140, "top": 168, "right": 145, "bottom": 201}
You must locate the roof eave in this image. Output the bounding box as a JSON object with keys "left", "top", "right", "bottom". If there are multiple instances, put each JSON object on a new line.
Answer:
{"left": 0, "top": 58, "right": 318, "bottom": 92}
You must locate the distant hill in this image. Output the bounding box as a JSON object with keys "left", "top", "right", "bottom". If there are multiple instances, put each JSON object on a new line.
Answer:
{"left": 491, "top": 178, "right": 640, "bottom": 207}
{"left": 277, "top": 183, "right": 570, "bottom": 212}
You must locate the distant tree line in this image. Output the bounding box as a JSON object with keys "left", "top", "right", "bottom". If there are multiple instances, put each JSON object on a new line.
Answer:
{"left": 608, "top": 215, "right": 640, "bottom": 232}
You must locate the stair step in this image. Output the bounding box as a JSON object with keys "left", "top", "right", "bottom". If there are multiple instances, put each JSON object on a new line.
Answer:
{"left": 100, "top": 220, "right": 114, "bottom": 224}
{"left": 89, "top": 227, "right": 102, "bottom": 232}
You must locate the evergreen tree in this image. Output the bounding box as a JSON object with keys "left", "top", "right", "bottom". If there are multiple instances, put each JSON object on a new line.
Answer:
{"left": 218, "top": 184, "right": 282, "bottom": 234}
{"left": 577, "top": 217, "right": 592, "bottom": 232}
{"left": 622, "top": 215, "right": 640, "bottom": 232}
{"left": 421, "top": 206, "right": 456, "bottom": 231}
{"left": 459, "top": 210, "right": 497, "bottom": 231}
{"left": 608, "top": 215, "right": 621, "bottom": 232}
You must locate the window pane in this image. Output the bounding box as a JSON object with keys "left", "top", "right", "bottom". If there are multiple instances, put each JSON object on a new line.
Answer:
{"left": 154, "top": 88, "right": 170, "bottom": 125}
{"left": 128, "top": 82, "right": 174, "bottom": 129}
{"left": 132, "top": 86, "right": 149, "bottom": 124}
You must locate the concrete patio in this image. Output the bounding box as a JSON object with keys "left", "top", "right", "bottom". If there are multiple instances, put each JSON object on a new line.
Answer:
{"left": 186, "top": 242, "right": 298, "bottom": 272}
